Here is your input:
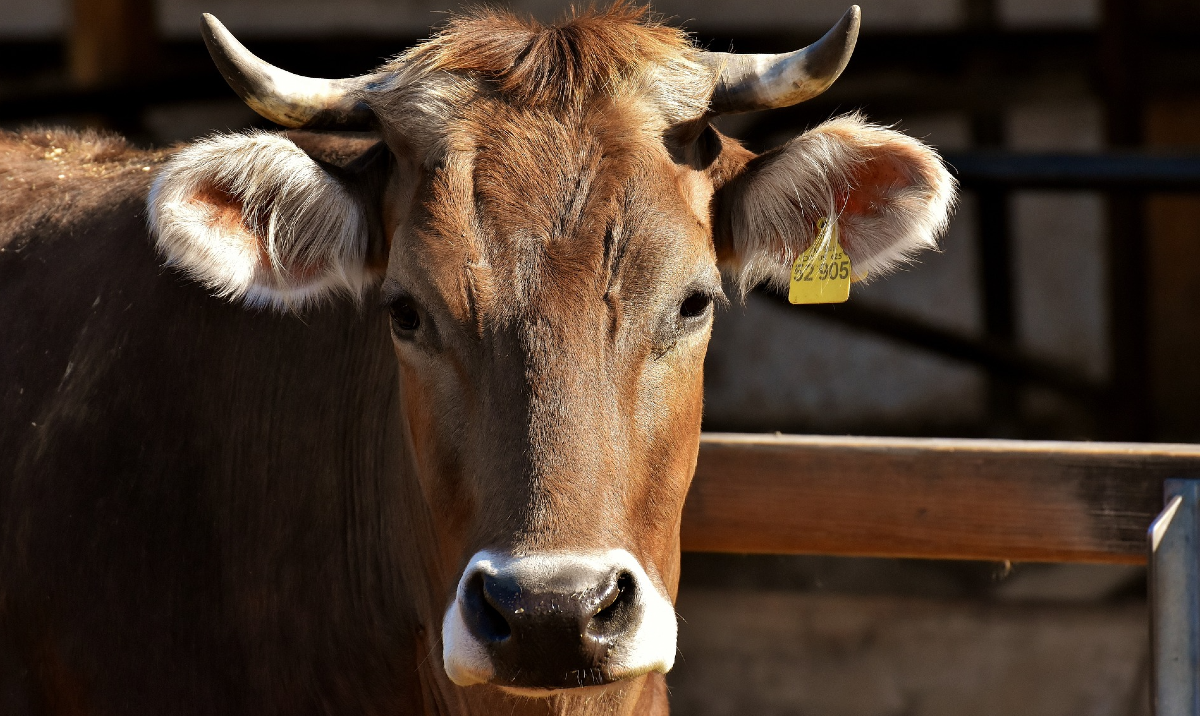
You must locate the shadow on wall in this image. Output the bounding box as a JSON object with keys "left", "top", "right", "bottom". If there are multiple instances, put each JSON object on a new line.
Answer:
{"left": 669, "top": 554, "right": 1148, "bottom": 716}
{"left": 670, "top": 589, "right": 1148, "bottom": 716}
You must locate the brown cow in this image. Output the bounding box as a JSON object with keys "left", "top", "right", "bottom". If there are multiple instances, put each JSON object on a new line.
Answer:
{"left": 0, "top": 5, "right": 954, "bottom": 715}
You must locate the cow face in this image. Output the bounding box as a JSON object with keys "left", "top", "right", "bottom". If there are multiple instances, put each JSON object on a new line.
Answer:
{"left": 149, "top": 4, "right": 954, "bottom": 700}
{"left": 379, "top": 99, "right": 725, "bottom": 690}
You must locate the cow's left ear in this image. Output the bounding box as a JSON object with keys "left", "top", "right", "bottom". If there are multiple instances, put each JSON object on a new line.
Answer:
{"left": 148, "top": 131, "right": 390, "bottom": 309}
{"left": 713, "top": 114, "right": 956, "bottom": 294}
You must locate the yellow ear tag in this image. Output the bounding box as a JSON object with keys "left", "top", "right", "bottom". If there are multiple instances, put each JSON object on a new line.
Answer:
{"left": 788, "top": 218, "right": 861, "bottom": 304}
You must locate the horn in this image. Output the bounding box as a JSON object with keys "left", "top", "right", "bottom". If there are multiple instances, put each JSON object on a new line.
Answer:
{"left": 201, "top": 14, "right": 384, "bottom": 130}
{"left": 702, "top": 5, "right": 861, "bottom": 114}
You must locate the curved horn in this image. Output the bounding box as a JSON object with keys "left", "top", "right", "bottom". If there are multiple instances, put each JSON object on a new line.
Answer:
{"left": 201, "top": 14, "right": 383, "bottom": 130}
{"left": 702, "top": 5, "right": 861, "bottom": 114}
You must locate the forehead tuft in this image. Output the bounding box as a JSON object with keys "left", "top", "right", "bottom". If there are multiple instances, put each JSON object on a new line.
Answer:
{"left": 366, "top": 3, "right": 714, "bottom": 128}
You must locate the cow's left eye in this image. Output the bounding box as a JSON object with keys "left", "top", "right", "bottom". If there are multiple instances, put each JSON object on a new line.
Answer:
{"left": 679, "top": 291, "right": 712, "bottom": 319}
{"left": 390, "top": 297, "right": 421, "bottom": 334}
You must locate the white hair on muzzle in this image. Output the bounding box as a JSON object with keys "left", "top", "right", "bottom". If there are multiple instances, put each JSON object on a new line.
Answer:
{"left": 148, "top": 132, "right": 369, "bottom": 310}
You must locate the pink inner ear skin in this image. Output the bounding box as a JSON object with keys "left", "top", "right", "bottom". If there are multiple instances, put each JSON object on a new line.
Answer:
{"left": 188, "top": 182, "right": 327, "bottom": 283}
{"left": 190, "top": 181, "right": 276, "bottom": 270}
{"left": 841, "top": 153, "right": 913, "bottom": 218}
{"left": 192, "top": 182, "right": 250, "bottom": 235}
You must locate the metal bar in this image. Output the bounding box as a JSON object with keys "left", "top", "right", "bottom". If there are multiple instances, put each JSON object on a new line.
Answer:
{"left": 946, "top": 153, "right": 1200, "bottom": 191}
{"left": 1100, "top": 0, "right": 1153, "bottom": 443}
{"left": 1150, "top": 479, "right": 1200, "bottom": 716}
{"left": 976, "top": 182, "right": 1021, "bottom": 434}
{"left": 0, "top": 75, "right": 231, "bottom": 122}
{"left": 967, "top": 104, "right": 1023, "bottom": 437}
{"left": 1104, "top": 191, "right": 1154, "bottom": 440}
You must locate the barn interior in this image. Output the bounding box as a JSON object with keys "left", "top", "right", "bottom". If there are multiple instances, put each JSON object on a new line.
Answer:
{"left": 3, "top": 0, "right": 1198, "bottom": 713}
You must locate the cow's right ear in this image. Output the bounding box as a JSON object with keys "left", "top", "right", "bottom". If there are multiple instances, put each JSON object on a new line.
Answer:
{"left": 148, "top": 132, "right": 390, "bottom": 310}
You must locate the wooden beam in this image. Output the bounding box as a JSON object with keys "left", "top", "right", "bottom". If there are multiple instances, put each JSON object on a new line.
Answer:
{"left": 69, "top": 0, "right": 157, "bottom": 88}
{"left": 681, "top": 433, "right": 1200, "bottom": 564}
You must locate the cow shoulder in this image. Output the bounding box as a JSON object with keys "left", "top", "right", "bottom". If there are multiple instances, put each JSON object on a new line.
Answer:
{"left": 148, "top": 131, "right": 391, "bottom": 310}
{"left": 0, "top": 129, "right": 161, "bottom": 247}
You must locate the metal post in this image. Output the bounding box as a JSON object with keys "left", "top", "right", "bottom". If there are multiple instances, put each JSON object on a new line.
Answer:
{"left": 971, "top": 106, "right": 1020, "bottom": 437}
{"left": 1101, "top": 0, "right": 1153, "bottom": 441}
{"left": 1150, "top": 479, "right": 1200, "bottom": 715}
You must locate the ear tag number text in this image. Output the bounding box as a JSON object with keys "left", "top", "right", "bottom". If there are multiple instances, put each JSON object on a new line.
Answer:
{"left": 788, "top": 218, "right": 861, "bottom": 304}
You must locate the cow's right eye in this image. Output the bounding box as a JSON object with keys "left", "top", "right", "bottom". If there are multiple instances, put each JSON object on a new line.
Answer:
{"left": 679, "top": 291, "right": 713, "bottom": 319}
{"left": 390, "top": 297, "right": 421, "bottom": 334}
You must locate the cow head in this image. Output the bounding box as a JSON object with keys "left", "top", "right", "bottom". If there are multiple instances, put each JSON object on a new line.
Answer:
{"left": 148, "top": 4, "right": 954, "bottom": 704}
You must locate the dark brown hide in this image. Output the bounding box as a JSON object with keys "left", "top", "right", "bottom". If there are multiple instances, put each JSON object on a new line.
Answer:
{"left": 0, "top": 130, "right": 419, "bottom": 715}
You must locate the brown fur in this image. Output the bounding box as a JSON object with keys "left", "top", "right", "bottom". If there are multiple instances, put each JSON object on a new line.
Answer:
{"left": 398, "top": 4, "right": 694, "bottom": 109}
{"left": 377, "top": 90, "right": 720, "bottom": 712}
{"left": 0, "top": 129, "right": 166, "bottom": 246}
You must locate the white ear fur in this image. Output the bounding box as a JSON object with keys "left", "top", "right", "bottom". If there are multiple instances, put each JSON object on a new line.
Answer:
{"left": 718, "top": 114, "right": 957, "bottom": 295}
{"left": 148, "top": 132, "right": 372, "bottom": 310}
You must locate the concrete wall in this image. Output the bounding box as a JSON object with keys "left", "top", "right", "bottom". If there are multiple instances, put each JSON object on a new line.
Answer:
{"left": 671, "top": 590, "right": 1147, "bottom": 716}
{"left": 670, "top": 555, "right": 1148, "bottom": 716}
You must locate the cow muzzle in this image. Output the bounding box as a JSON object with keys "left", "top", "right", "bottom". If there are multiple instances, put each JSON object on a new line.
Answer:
{"left": 442, "top": 550, "right": 677, "bottom": 693}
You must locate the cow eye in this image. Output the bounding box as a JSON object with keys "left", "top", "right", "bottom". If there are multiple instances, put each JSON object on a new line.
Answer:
{"left": 389, "top": 297, "right": 421, "bottom": 334}
{"left": 679, "top": 291, "right": 713, "bottom": 319}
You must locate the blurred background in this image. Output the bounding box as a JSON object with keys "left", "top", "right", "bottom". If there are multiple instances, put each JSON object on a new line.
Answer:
{"left": 3, "top": 0, "right": 1197, "bottom": 713}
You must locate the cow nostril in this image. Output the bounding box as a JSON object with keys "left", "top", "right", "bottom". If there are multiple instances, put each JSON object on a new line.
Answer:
{"left": 588, "top": 571, "right": 636, "bottom": 636}
{"left": 462, "top": 573, "right": 511, "bottom": 642}
{"left": 479, "top": 595, "right": 511, "bottom": 642}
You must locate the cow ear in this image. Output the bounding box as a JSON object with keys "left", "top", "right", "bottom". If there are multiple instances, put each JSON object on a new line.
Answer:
{"left": 148, "top": 132, "right": 390, "bottom": 310}
{"left": 714, "top": 114, "right": 956, "bottom": 295}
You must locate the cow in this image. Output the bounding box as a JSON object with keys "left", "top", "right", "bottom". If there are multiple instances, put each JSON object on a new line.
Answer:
{"left": 0, "top": 4, "right": 955, "bottom": 715}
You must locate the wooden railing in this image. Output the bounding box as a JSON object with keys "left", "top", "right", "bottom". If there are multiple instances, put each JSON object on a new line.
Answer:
{"left": 682, "top": 433, "right": 1200, "bottom": 564}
